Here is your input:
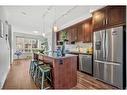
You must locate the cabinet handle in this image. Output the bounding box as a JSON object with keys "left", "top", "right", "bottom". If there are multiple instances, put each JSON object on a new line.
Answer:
{"left": 106, "top": 18, "right": 108, "bottom": 25}
{"left": 103, "top": 20, "right": 105, "bottom": 25}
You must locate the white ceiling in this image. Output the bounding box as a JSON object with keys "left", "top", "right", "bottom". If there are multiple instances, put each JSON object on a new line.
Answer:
{"left": 3, "top": 6, "right": 104, "bottom": 36}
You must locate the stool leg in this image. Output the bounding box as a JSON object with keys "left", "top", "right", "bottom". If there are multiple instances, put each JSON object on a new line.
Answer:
{"left": 41, "top": 72, "right": 44, "bottom": 89}
{"left": 29, "top": 62, "right": 33, "bottom": 75}
{"left": 34, "top": 66, "right": 37, "bottom": 82}
{"left": 36, "top": 67, "right": 40, "bottom": 83}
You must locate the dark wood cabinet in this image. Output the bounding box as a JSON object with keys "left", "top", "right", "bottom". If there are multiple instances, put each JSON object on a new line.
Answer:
{"left": 56, "top": 17, "right": 93, "bottom": 44}
{"left": 92, "top": 7, "right": 107, "bottom": 31}
{"left": 83, "top": 18, "right": 92, "bottom": 42}
{"left": 77, "top": 24, "right": 84, "bottom": 42}
{"left": 56, "top": 32, "right": 60, "bottom": 45}
{"left": 56, "top": 31, "right": 62, "bottom": 45}
{"left": 107, "top": 6, "right": 126, "bottom": 27}
{"left": 72, "top": 27, "right": 78, "bottom": 42}
{"left": 66, "top": 27, "right": 78, "bottom": 44}
{"left": 66, "top": 29, "right": 72, "bottom": 44}
{"left": 92, "top": 6, "right": 126, "bottom": 31}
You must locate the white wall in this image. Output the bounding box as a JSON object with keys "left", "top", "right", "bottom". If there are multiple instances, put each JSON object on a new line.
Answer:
{"left": 0, "top": 7, "right": 10, "bottom": 88}
{"left": 45, "top": 29, "right": 53, "bottom": 51}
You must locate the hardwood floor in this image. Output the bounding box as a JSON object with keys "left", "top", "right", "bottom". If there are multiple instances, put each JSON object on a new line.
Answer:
{"left": 73, "top": 72, "right": 117, "bottom": 89}
{"left": 3, "top": 59, "right": 38, "bottom": 89}
{"left": 3, "top": 59, "right": 117, "bottom": 89}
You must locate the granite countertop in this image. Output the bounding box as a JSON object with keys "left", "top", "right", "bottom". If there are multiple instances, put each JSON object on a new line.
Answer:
{"left": 68, "top": 51, "right": 93, "bottom": 55}
{"left": 34, "top": 52, "right": 78, "bottom": 59}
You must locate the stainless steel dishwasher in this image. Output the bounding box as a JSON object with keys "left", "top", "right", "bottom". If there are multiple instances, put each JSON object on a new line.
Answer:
{"left": 79, "top": 54, "right": 92, "bottom": 74}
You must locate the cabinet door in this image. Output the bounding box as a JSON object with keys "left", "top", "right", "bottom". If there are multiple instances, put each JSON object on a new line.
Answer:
{"left": 107, "top": 6, "right": 126, "bottom": 26}
{"left": 83, "top": 19, "right": 92, "bottom": 42}
{"left": 77, "top": 24, "right": 84, "bottom": 42}
{"left": 92, "top": 8, "right": 107, "bottom": 31}
{"left": 73, "top": 27, "right": 78, "bottom": 42}
{"left": 56, "top": 32, "right": 60, "bottom": 45}
{"left": 67, "top": 29, "right": 73, "bottom": 44}
{"left": 66, "top": 30, "right": 69, "bottom": 43}
{"left": 70, "top": 28, "right": 75, "bottom": 42}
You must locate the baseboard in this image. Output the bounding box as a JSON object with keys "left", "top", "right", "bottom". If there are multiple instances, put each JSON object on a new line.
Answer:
{"left": 0, "top": 65, "right": 10, "bottom": 89}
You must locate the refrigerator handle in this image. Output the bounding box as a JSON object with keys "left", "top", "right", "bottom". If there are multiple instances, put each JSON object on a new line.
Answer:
{"left": 105, "top": 31, "right": 108, "bottom": 61}
{"left": 104, "top": 30, "right": 106, "bottom": 60}
{"left": 105, "top": 31, "right": 106, "bottom": 60}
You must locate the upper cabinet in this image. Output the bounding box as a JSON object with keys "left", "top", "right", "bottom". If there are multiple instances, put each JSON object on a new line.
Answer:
{"left": 73, "top": 27, "right": 78, "bottom": 42}
{"left": 56, "top": 32, "right": 60, "bottom": 44}
{"left": 56, "top": 6, "right": 126, "bottom": 44}
{"left": 56, "top": 17, "right": 93, "bottom": 44}
{"left": 92, "top": 7, "right": 107, "bottom": 31}
{"left": 66, "top": 28, "right": 72, "bottom": 44}
{"left": 83, "top": 18, "right": 92, "bottom": 42}
{"left": 69, "top": 27, "right": 78, "bottom": 43}
{"left": 92, "top": 6, "right": 126, "bottom": 31}
{"left": 77, "top": 24, "right": 84, "bottom": 42}
{"left": 107, "top": 6, "right": 126, "bottom": 27}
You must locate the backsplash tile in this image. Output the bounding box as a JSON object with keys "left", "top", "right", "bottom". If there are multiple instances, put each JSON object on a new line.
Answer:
{"left": 65, "top": 42, "right": 92, "bottom": 52}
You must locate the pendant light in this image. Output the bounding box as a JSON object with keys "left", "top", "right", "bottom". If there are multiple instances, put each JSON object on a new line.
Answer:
{"left": 42, "top": 14, "right": 46, "bottom": 37}
{"left": 53, "top": 7, "right": 58, "bottom": 32}
{"left": 53, "top": 24, "right": 58, "bottom": 32}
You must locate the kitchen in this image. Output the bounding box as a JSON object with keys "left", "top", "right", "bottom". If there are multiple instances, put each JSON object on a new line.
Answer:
{"left": 0, "top": 5, "right": 126, "bottom": 90}
{"left": 55, "top": 6, "right": 126, "bottom": 89}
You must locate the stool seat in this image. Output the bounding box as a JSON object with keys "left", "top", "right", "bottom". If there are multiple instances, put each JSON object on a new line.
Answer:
{"left": 39, "top": 65, "right": 51, "bottom": 72}
{"left": 37, "top": 64, "right": 52, "bottom": 89}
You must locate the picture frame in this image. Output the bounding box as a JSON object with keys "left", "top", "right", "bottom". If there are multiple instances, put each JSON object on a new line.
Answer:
{"left": 0, "top": 19, "right": 4, "bottom": 38}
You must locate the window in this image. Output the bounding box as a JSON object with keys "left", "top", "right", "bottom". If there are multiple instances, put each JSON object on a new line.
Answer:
{"left": 16, "top": 37, "right": 39, "bottom": 53}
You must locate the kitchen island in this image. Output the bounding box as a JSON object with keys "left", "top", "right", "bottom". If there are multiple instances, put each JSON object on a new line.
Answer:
{"left": 33, "top": 53, "right": 77, "bottom": 89}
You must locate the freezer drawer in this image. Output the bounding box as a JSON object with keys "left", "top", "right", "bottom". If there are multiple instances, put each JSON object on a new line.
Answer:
{"left": 79, "top": 54, "right": 92, "bottom": 74}
{"left": 94, "top": 60, "right": 123, "bottom": 88}
{"left": 105, "top": 63, "right": 123, "bottom": 88}
{"left": 93, "top": 61, "right": 105, "bottom": 81}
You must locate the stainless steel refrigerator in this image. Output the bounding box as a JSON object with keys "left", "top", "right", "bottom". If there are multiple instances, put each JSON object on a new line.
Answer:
{"left": 93, "top": 26, "right": 126, "bottom": 89}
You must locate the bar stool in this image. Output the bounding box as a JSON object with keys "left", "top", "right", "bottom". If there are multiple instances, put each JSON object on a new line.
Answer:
{"left": 29, "top": 60, "right": 44, "bottom": 81}
{"left": 33, "top": 61, "right": 44, "bottom": 82}
{"left": 36, "top": 64, "right": 52, "bottom": 89}
{"left": 29, "top": 60, "right": 37, "bottom": 79}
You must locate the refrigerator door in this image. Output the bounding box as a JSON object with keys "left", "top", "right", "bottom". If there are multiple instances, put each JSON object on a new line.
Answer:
{"left": 93, "top": 30, "right": 106, "bottom": 61}
{"left": 105, "top": 62, "right": 122, "bottom": 88}
{"left": 105, "top": 26, "right": 123, "bottom": 89}
{"left": 94, "top": 60, "right": 123, "bottom": 88}
{"left": 94, "top": 60, "right": 105, "bottom": 81}
{"left": 105, "top": 26, "right": 123, "bottom": 63}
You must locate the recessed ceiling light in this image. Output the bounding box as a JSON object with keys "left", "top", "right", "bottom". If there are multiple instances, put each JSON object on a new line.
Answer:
{"left": 33, "top": 31, "right": 39, "bottom": 33}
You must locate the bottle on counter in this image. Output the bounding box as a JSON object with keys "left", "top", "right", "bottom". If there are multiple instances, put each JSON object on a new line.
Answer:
{"left": 56, "top": 46, "right": 62, "bottom": 57}
{"left": 87, "top": 47, "right": 93, "bottom": 54}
